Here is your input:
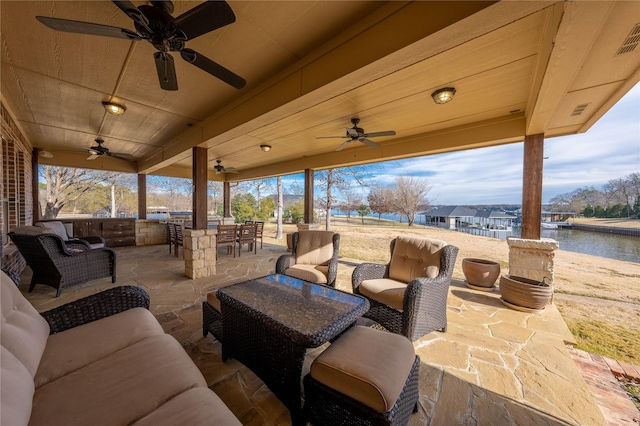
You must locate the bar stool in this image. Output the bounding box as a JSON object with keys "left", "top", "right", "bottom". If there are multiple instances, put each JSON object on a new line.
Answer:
{"left": 304, "top": 325, "right": 420, "bottom": 426}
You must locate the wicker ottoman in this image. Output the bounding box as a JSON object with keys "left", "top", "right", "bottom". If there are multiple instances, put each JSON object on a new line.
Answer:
{"left": 202, "top": 292, "right": 223, "bottom": 342}
{"left": 304, "top": 325, "right": 419, "bottom": 426}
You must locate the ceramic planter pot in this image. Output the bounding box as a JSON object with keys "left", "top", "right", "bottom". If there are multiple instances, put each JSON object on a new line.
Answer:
{"left": 462, "top": 258, "right": 501, "bottom": 288}
{"left": 499, "top": 275, "right": 553, "bottom": 311}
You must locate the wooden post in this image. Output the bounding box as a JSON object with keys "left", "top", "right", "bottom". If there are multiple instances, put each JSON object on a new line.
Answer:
{"left": 192, "top": 147, "right": 208, "bottom": 230}
{"left": 223, "top": 181, "right": 231, "bottom": 218}
{"left": 521, "top": 134, "right": 544, "bottom": 240}
{"left": 304, "top": 168, "right": 314, "bottom": 224}
{"left": 137, "top": 174, "right": 146, "bottom": 219}
{"left": 31, "top": 148, "right": 40, "bottom": 222}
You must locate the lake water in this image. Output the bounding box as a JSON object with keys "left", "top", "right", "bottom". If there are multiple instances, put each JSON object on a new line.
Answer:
{"left": 330, "top": 210, "right": 640, "bottom": 264}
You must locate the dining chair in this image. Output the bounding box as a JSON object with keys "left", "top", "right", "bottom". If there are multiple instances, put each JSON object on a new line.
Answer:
{"left": 237, "top": 223, "right": 257, "bottom": 256}
{"left": 216, "top": 224, "right": 237, "bottom": 258}
{"left": 167, "top": 222, "right": 176, "bottom": 254}
{"left": 173, "top": 223, "right": 184, "bottom": 258}
{"left": 254, "top": 221, "right": 264, "bottom": 249}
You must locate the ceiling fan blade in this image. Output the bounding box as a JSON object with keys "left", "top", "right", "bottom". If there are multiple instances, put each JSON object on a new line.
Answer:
{"left": 154, "top": 52, "right": 178, "bottom": 90}
{"left": 336, "top": 141, "right": 352, "bottom": 151}
{"left": 111, "top": 1, "right": 153, "bottom": 34}
{"left": 316, "top": 136, "right": 349, "bottom": 139}
{"left": 181, "top": 48, "right": 246, "bottom": 89}
{"left": 360, "top": 138, "right": 381, "bottom": 149}
{"left": 175, "top": 1, "right": 236, "bottom": 41}
{"left": 365, "top": 130, "right": 396, "bottom": 138}
{"left": 87, "top": 154, "right": 99, "bottom": 160}
{"left": 36, "top": 16, "right": 140, "bottom": 40}
{"left": 107, "top": 153, "right": 134, "bottom": 162}
{"left": 225, "top": 168, "right": 239, "bottom": 174}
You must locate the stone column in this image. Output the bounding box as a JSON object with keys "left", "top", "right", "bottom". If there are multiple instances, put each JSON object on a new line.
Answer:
{"left": 507, "top": 237, "right": 559, "bottom": 283}
{"left": 184, "top": 228, "right": 217, "bottom": 279}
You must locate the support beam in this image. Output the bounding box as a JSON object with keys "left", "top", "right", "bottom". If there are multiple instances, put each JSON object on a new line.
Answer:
{"left": 223, "top": 181, "right": 231, "bottom": 218}
{"left": 521, "top": 133, "right": 544, "bottom": 240}
{"left": 32, "top": 148, "right": 40, "bottom": 222}
{"left": 192, "top": 147, "right": 208, "bottom": 230}
{"left": 304, "top": 169, "right": 314, "bottom": 224}
{"left": 137, "top": 174, "right": 146, "bottom": 220}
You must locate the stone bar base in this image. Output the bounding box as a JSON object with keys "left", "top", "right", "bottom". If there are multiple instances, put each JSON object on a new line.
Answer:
{"left": 184, "top": 229, "right": 217, "bottom": 279}
{"left": 507, "top": 237, "right": 559, "bottom": 283}
{"left": 135, "top": 220, "right": 168, "bottom": 246}
{"left": 221, "top": 216, "right": 235, "bottom": 225}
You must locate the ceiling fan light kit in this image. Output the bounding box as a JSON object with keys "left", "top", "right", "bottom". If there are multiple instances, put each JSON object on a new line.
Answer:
{"left": 102, "top": 101, "right": 126, "bottom": 115}
{"left": 431, "top": 87, "right": 456, "bottom": 104}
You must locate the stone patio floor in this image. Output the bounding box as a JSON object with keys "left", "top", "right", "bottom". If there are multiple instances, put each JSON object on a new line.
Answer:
{"left": 18, "top": 240, "right": 639, "bottom": 425}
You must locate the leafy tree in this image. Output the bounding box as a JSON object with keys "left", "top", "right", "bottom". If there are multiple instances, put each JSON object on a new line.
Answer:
{"left": 39, "top": 166, "right": 115, "bottom": 219}
{"left": 594, "top": 205, "right": 606, "bottom": 218}
{"left": 231, "top": 193, "right": 256, "bottom": 223}
{"left": 367, "top": 186, "right": 395, "bottom": 219}
{"left": 394, "top": 176, "right": 432, "bottom": 226}
{"left": 243, "top": 178, "right": 274, "bottom": 217}
{"left": 290, "top": 199, "right": 305, "bottom": 224}
{"left": 583, "top": 205, "right": 594, "bottom": 218}
{"left": 357, "top": 204, "right": 371, "bottom": 224}
{"left": 257, "top": 196, "right": 275, "bottom": 221}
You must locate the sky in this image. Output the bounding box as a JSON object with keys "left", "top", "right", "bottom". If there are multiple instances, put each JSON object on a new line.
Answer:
{"left": 292, "top": 83, "right": 640, "bottom": 206}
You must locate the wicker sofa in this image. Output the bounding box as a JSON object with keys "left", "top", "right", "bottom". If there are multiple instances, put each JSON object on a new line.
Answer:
{"left": 0, "top": 272, "right": 241, "bottom": 426}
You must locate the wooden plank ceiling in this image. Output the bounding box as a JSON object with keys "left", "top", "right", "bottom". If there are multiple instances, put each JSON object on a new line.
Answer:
{"left": 1, "top": 1, "right": 639, "bottom": 180}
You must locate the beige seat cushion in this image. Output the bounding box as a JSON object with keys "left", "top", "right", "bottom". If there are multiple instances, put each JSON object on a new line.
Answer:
{"left": 310, "top": 325, "right": 416, "bottom": 413}
{"left": 36, "top": 221, "right": 70, "bottom": 240}
{"left": 1, "top": 347, "right": 35, "bottom": 426}
{"left": 131, "top": 387, "right": 242, "bottom": 426}
{"left": 1, "top": 274, "right": 50, "bottom": 377}
{"left": 207, "top": 291, "right": 222, "bottom": 312}
{"left": 285, "top": 264, "right": 328, "bottom": 284}
{"left": 296, "top": 231, "right": 334, "bottom": 266}
{"left": 388, "top": 236, "right": 446, "bottom": 282}
{"left": 35, "top": 308, "right": 165, "bottom": 387}
{"left": 358, "top": 278, "right": 407, "bottom": 310}
{"left": 31, "top": 334, "right": 207, "bottom": 426}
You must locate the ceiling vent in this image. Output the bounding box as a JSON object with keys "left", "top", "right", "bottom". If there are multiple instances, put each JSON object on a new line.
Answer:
{"left": 571, "top": 103, "right": 590, "bottom": 116}
{"left": 616, "top": 23, "right": 640, "bottom": 55}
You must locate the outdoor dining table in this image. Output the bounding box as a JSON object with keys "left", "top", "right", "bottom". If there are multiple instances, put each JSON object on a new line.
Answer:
{"left": 217, "top": 274, "right": 369, "bottom": 425}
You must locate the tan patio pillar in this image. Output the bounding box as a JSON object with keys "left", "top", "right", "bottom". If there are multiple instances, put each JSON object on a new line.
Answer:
{"left": 507, "top": 237, "right": 558, "bottom": 284}
{"left": 184, "top": 228, "right": 217, "bottom": 279}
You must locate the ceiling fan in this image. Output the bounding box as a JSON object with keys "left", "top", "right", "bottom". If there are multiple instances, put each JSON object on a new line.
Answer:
{"left": 36, "top": 0, "right": 246, "bottom": 91}
{"left": 213, "top": 159, "right": 237, "bottom": 174}
{"left": 87, "top": 138, "right": 133, "bottom": 161}
{"left": 316, "top": 118, "right": 396, "bottom": 151}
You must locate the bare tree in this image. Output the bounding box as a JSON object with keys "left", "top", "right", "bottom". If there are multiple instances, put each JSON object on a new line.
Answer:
{"left": 147, "top": 176, "right": 192, "bottom": 212}
{"left": 394, "top": 176, "right": 432, "bottom": 226}
{"left": 367, "top": 185, "right": 396, "bottom": 219}
{"left": 316, "top": 166, "right": 371, "bottom": 231}
{"left": 208, "top": 180, "right": 223, "bottom": 215}
{"left": 40, "top": 166, "right": 114, "bottom": 219}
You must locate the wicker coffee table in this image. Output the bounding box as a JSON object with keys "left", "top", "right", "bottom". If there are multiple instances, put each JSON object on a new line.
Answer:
{"left": 217, "top": 274, "right": 369, "bottom": 425}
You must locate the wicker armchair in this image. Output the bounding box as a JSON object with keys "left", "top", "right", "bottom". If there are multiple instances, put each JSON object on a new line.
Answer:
{"left": 9, "top": 229, "right": 116, "bottom": 297}
{"left": 276, "top": 231, "right": 340, "bottom": 287}
{"left": 352, "top": 236, "right": 458, "bottom": 341}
